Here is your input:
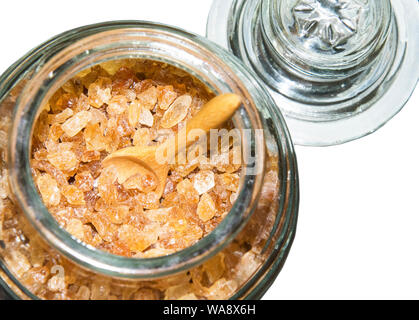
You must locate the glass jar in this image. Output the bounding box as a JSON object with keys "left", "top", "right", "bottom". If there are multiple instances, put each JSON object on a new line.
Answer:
{"left": 0, "top": 21, "right": 299, "bottom": 300}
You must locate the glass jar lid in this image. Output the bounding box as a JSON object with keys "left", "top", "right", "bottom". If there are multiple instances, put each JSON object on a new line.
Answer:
{"left": 207, "top": 0, "right": 419, "bottom": 146}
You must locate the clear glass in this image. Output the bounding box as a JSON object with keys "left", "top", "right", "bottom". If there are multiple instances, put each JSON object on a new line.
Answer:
{"left": 207, "top": 0, "right": 419, "bottom": 146}
{"left": 0, "top": 21, "right": 298, "bottom": 299}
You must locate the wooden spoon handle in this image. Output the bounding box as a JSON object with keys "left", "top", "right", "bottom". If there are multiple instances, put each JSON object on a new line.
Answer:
{"left": 165, "top": 93, "right": 242, "bottom": 155}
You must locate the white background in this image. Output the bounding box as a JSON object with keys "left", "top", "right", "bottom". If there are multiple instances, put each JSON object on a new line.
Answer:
{"left": 1, "top": 0, "right": 417, "bottom": 300}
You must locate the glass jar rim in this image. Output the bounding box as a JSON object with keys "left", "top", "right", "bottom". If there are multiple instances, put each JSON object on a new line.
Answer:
{"left": 7, "top": 21, "right": 272, "bottom": 279}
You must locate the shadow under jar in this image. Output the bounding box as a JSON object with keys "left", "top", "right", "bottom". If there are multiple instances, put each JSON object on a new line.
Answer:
{"left": 0, "top": 21, "right": 298, "bottom": 300}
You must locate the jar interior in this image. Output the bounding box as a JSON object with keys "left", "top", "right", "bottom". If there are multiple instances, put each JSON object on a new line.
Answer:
{"left": 29, "top": 57, "right": 251, "bottom": 260}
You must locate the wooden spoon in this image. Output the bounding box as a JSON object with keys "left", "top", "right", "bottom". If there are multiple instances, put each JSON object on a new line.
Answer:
{"left": 102, "top": 93, "right": 242, "bottom": 197}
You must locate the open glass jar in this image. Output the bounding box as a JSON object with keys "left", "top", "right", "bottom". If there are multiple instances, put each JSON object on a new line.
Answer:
{"left": 0, "top": 21, "right": 298, "bottom": 300}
